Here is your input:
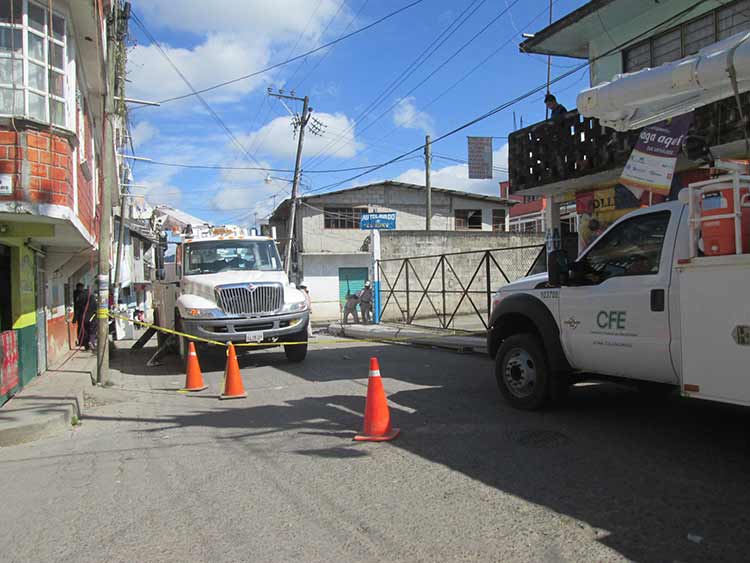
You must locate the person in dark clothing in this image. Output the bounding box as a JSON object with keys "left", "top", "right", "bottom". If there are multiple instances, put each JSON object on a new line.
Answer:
{"left": 544, "top": 93, "right": 567, "bottom": 118}
{"left": 357, "top": 281, "right": 373, "bottom": 324}
{"left": 73, "top": 283, "right": 87, "bottom": 346}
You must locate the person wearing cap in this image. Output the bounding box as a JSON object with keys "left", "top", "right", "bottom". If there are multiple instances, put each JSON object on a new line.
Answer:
{"left": 299, "top": 281, "right": 313, "bottom": 337}
{"left": 544, "top": 93, "right": 567, "bottom": 118}
{"left": 357, "top": 280, "right": 373, "bottom": 324}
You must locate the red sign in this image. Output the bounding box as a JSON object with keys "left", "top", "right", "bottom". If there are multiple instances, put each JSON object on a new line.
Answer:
{"left": 1, "top": 330, "right": 19, "bottom": 396}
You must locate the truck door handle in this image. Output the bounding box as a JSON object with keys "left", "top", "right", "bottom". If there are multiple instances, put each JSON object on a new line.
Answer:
{"left": 650, "top": 289, "right": 665, "bottom": 312}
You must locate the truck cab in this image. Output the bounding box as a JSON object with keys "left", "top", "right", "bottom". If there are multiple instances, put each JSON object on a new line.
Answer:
{"left": 153, "top": 224, "right": 310, "bottom": 363}
{"left": 487, "top": 200, "right": 689, "bottom": 409}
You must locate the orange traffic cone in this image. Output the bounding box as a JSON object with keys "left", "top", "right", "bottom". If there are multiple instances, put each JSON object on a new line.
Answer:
{"left": 219, "top": 343, "right": 247, "bottom": 400}
{"left": 354, "top": 357, "right": 400, "bottom": 442}
{"left": 182, "top": 341, "right": 208, "bottom": 392}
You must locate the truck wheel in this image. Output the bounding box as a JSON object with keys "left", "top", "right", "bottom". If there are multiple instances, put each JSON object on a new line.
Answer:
{"left": 174, "top": 313, "right": 188, "bottom": 365}
{"left": 284, "top": 328, "right": 308, "bottom": 363}
{"left": 495, "top": 333, "right": 552, "bottom": 410}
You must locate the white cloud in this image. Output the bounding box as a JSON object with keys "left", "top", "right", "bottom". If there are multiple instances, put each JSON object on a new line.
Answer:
{"left": 394, "top": 145, "right": 509, "bottom": 196}
{"left": 240, "top": 112, "right": 363, "bottom": 160}
{"left": 127, "top": 1, "right": 352, "bottom": 105}
{"left": 130, "top": 120, "right": 158, "bottom": 149}
{"left": 392, "top": 97, "right": 434, "bottom": 135}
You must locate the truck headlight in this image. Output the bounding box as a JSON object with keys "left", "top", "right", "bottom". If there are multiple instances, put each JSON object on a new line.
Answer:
{"left": 184, "top": 308, "right": 222, "bottom": 319}
{"left": 282, "top": 301, "right": 307, "bottom": 313}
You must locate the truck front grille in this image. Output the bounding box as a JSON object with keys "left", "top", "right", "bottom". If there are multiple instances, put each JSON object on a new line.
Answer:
{"left": 215, "top": 284, "right": 283, "bottom": 316}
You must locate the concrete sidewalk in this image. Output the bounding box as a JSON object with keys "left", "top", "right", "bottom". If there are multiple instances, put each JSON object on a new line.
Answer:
{"left": 328, "top": 321, "right": 488, "bottom": 355}
{"left": 0, "top": 350, "right": 97, "bottom": 447}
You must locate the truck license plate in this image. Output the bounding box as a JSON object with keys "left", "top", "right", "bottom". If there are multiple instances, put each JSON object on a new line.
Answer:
{"left": 245, "top": 332, "right": 264, "bottom": 343}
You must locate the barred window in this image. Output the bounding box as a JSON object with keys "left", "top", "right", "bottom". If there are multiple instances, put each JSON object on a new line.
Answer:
{"left": 0, "top": 0, "right": 70, "bottom": 127}
{"left": 455, "top": 209, "right": 482, "bottom": 230}
{"left": 323, "top": 207, "right": 367, "bottom": 229}
{"left": 623, "top": 1, "right": 750, "bottom": 73}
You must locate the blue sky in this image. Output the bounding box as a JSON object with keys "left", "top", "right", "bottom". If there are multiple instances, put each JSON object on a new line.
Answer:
{"left": 126, "top": 0, "right": 590, "bottom": 226}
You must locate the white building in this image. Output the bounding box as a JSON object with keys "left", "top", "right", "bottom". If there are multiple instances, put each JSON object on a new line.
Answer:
{"left": 269, "top": 181, "right": 513, "bottom": 322}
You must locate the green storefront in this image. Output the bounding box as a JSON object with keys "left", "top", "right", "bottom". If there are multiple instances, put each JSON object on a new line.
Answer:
{"left": 0, "top": 232, "right": 40, "bottom": 406}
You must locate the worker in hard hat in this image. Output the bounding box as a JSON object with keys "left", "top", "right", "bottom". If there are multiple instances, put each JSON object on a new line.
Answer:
{"left": 299, "top": 281, "right": 313, "bottom": 337}
{"left": 357, "top": 280, "right": 373, "bottom": 324}
{"left": 343, "top": 292, "right": 360, "bottom": 325}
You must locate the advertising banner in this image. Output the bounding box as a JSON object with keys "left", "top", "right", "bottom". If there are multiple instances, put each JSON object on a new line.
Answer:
{"left": 360, "top": 212, "right": 396, "bottom": 230}
{"left": 620, "top": 113, "right": 692, "bottom": 195}
{"left": 576, "top": 184, "right": 642, "bottom": 254}
{"left": 467, "top": 137, "right": 493, "bottom": 179}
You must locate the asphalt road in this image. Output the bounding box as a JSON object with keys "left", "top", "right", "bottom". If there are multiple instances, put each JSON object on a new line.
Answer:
{"left": 1, "top": 338, "right": 749, "bottom": 562}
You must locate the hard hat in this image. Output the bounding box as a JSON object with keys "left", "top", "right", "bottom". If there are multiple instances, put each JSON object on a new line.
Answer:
{"left": 364, "top": 280, "right": 371, "bottom": 287}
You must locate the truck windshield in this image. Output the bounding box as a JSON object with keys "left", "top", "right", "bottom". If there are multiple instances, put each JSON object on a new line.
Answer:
{"left": 184, "top": 240, "right": 282, "bottom": 274}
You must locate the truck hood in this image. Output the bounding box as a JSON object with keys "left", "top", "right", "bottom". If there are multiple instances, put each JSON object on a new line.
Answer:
{"left": 183, "top": 271, "right": 289, "bottom": 301}
{"left": 498, "top": 272, "right": 548, "bottom": 293}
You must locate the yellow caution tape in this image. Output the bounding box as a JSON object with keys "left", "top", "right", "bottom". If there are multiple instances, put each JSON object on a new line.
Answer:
{"left": 107, "top": 312, "right": 479, "bottom": 348}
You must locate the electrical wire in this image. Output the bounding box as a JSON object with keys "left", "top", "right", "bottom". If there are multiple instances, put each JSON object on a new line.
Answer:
{"left": 136, "top": 0, "right": 427, "bottom": 106}
{"left": 302, "top": 0, "right": 717, "bottom": 196}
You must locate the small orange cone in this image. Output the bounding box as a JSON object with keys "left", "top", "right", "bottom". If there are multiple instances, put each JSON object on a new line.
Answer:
{"left": 182, "top": 341, "right": 208, "bottom": 392}
{"left": 219, "top": 343, "right": 247, "bottom": 400}
{"left": 354, "top": 357, "right": 400, "bottom": 442}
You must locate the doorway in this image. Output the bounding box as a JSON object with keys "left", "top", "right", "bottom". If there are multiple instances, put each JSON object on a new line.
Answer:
{"left": 0, "top": 244, "right": 11, "bottom": 331}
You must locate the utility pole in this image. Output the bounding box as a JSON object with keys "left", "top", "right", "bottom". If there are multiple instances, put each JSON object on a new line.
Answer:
{"left": 424, "top": 134, "right": 432, "bottom": 230}
{"left": 268, "top": 89, "right": 312, "bottom": 278}
{"left": 97, "top": 4, "right": 121, "bottom": 385}
{"left": 545, "top": 0, "right": 553, "bottom": 119}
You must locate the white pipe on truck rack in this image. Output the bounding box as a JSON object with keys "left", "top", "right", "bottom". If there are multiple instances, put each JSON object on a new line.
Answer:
{"left": 577, "top": 30, "right": 750, "bottom": 131}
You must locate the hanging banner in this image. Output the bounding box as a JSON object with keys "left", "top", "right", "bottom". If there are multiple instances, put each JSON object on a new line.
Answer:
{"left": 467, "top": 137, "right": 493, "bottom": 179}
{"left": 620, "top": 113, "right": 692, "bottom": 195}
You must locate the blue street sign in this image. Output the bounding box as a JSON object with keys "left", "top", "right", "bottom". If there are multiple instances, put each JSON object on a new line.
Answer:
{"left": 360, "top": 212, "right": 396, "bottom": 230}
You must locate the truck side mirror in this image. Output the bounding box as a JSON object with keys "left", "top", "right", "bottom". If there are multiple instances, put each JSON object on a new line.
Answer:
{"left": 569, "top": 260, "right": 588, "bottom": 285}
{"left": 547, "top": 249, "right": 569, "bottom": 287}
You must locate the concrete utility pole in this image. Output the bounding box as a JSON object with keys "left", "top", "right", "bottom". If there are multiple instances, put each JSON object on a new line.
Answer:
{"left": 545, "top": 0, "right": 553, "bottom": 120}
{"left": 97, "top": 5, "right": 120, "bottom": 385}
{"left": 425, "top": 134, "right": 432, "bottom": 231}
{"left": 268, "top": 90, "right": 312, "bottom": 278}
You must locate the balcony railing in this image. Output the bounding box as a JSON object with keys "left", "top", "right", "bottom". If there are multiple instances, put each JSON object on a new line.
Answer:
{"left": 507, "top": 91, "right": 750, "bottom": 193}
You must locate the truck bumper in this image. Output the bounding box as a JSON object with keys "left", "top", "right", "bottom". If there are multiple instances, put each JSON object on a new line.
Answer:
{"left": 182, "top": 311, "right": 309, "bottom": 344}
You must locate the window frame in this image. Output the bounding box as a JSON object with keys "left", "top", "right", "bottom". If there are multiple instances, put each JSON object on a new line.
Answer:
{"left": 622, "top": 0, "right": 750, "bottom": 73}
{"left": 455, "top": 208, "right": 483, "bottom": 230}
{"left": 0, "top": 0, "right": 70, "bottom": 129}
{"left": 579, "top": 210, "right": 671, "bottom": 283}
{"left": 323, "top": 206, "right": 368, "bottom": 230}
{"left": 491, "top": 208, "right": 507, "bottom": 232}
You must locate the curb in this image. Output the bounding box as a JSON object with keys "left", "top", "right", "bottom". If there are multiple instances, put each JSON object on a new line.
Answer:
{"left": 0, "top": 388, "right": 84, "bottom": 447}
{"left": 330, "top": 323, "right": 488, "bottom": 355}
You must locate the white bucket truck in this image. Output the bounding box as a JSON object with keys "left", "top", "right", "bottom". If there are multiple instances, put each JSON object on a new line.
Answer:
{"left": 153, "top": 222, "right": 309, "bottom": 363}
{"left": 487, "top": 162, "right": 750, "bottom": 409}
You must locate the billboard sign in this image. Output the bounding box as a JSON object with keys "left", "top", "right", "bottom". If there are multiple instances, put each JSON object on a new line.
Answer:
{"left": 360, "top": 212, "right": 396, "bottom": 230}
{"left": 467, "top": 136, "right": 493, "bottom": 179}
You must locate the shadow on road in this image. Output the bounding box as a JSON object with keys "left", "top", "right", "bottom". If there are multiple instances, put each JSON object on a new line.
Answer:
{"left": 107, "top": 341, "right": 750, "bottom": 562}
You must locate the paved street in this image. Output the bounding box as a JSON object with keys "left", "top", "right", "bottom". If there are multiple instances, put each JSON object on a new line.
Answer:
{"left": 1, "top": 339, "right": 749, "bottom": 562}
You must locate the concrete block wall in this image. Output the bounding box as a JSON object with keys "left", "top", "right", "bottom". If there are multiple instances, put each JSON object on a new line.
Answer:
{"left": 377, "top": 231, "right": 545, "bottom": 324}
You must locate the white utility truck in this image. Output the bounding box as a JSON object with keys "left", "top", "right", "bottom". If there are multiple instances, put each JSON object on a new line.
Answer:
{"left": 152, "top": 222, "right": 310, "bottom": 363}
{"left": 487, "top": 163, "right": 750, "bottom": 409}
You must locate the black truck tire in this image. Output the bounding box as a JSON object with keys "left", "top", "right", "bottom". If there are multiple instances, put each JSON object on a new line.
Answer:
{"left": 284, "top": 327, "right": 308, "bottom": 363}
{"left": 495, "top": 333, "right": 555, "bottom": 410}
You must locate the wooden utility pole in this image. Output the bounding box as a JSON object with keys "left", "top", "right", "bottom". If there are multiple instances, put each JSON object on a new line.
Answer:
{"left": 268, "top": 91, "right": 311, "bottom": 278}
{"left": 424, "top": 134, "right": 432, "bottom": 230}
{"left": 97, "top": 4, "right": 120, "bottom": 385}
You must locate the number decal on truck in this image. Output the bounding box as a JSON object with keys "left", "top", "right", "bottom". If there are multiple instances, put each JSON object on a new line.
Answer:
{"left": 733, "top": 326, "right": 750, "bottom": 346}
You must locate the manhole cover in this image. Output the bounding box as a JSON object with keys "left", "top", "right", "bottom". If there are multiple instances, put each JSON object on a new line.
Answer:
{"left": 514, "top": 429, "right": 570, "bottom": 448}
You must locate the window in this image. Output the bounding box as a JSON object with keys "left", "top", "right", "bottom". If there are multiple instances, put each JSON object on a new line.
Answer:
{"left": 455, "top": 209, "right": 482, "bottom": 230}
{"left": 623, "top": 1, "right": 750, "bottom": 72}
{"left": 324, "top": 207, "right": 367, "bottom": 229}
{"left": 133, "top": 238, "right": 141, "bottom": 260}
{"left": 582, "top": 211, "right": 670, "bottom": 281}
{"left": 492, "top": 209, "right": 506, "bottom": 232}
{"left": 0, "top": 1, "right": 69, "bottom": 127}
{"left": 185, "top": 240, "right": 282, "bottom": 274}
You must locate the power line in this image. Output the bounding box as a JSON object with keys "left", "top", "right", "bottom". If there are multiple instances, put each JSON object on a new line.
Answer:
{"left": 130, "top": 12, "right": 265, "bottom": 171}
{"left": 139, "top": 0, "right": 427, "bottom": 106}
{"left": 307, "top": 0, "right": 522, "bottom": 170}
{"left": 304, "top": 0, "right": 489, "bottom": 169}
{"left": 303, "top": 0, "right": 716, "bottom": 196}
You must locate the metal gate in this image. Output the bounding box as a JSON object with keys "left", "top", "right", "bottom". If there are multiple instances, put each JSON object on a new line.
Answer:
{"left": 377, "top": 244, "right": 545, "bottom": 330}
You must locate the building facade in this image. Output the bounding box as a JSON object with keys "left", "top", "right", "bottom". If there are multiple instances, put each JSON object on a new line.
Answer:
{"left": 0, "top": 0, "right": 124, "bottom": 404}
{"left": 270, "top": 181, "right": 513, "bottom": 321}
{"left": 507, "top": 0, "right": 745, "bottom": 252}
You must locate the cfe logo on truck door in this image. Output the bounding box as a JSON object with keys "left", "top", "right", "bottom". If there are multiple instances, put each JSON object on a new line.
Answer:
{"left": 597, "top": 310, "right": 627, "bottom": 330}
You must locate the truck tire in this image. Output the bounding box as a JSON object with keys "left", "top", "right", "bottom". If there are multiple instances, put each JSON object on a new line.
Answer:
{"left": 154, "top": 310, "right": 168, "bottom": 348}
{"left": 495, "top": 333, "right": 554, "bottom": 410}
{"left": 284, "top": 328, "right": 308, "bottom": 363}
{"left": 174, "top": 312, "right": 188, "bottom": 366}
